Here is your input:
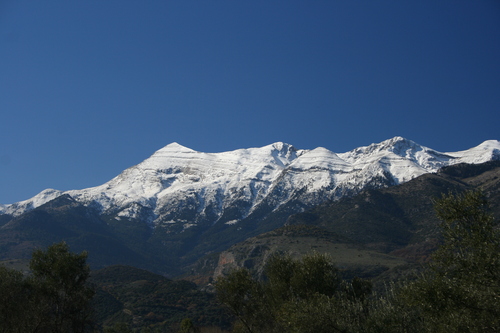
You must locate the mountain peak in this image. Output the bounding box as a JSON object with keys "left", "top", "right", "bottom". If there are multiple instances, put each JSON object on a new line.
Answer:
{"left": 343, "top": 136, "right": 421, "bottom": 158}
{"left": 446, "top": 139, "right": 500, "bottom": 163}
{"left": 264, "top": 142, "right": 299, "bottom": 165}
{"left": 475, "top": 140, "right": 500, "bottom": 150}
{"left": 270, "top": 142, "right": 295, "bottom": 151}
{"left": 381, "top": 136, "right": 418, "bottom": 149}
{"left": 154, "top": 142, "right": 197, "bottom": 154}
{"left": 2, "top": 138, "right": 499, "bottom": 220}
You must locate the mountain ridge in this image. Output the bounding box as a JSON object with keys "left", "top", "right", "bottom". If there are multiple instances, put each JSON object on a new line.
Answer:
{"left": 0, "top": 137, "right": 499, "bottom": 275}
{"left": 2, "top": 137, "right": 499, "bottom": 221}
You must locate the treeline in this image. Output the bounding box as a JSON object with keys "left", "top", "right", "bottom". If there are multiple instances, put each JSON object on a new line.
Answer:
{"left": 215, "top": 191, "right": 500, "bottom": 332}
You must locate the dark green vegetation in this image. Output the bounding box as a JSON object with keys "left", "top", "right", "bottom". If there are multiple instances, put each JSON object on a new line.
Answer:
{"left": 0, "top": 242, "right": 94, "bottom": 333}
{"left": 90, "top": 265, "right": 231, "bottom": 332}
{"left": 216, "top": 252, "right": 373, "bottom": 333}
{"left": 0, "top": 243, "right": 231, "bottom": 333}
{"left": 389, "top": 190, "right": 500, "bottom": 331}
{"left": 215, "top": 190, "right": 500, "bottom": 332}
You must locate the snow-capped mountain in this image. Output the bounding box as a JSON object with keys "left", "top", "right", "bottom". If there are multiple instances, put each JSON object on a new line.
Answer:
{"left": 1, "top": 137, "right": 499, "bottom": 233}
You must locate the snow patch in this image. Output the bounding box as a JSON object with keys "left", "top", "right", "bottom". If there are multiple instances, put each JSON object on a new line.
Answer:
{"left": 2, "top": 138, "right": 499, "bottom": 227}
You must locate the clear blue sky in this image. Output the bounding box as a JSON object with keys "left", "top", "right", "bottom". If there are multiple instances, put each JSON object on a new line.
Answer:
{"left": 1, "top": 1, "right": 499, "bottom": 204}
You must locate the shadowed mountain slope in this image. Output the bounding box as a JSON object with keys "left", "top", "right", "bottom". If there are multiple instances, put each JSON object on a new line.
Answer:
{"left": 191, "top": 161, "right": 500, "bottom": 288}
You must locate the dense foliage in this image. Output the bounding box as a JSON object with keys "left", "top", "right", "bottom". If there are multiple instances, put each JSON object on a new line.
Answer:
{"left": 215, "top": 190, "right": 500, "bottom": 332}
{"left": 90, "top": 265, "right": 231, "bottom": 332}
{"left": 386, "top": 190, "right": 500, "bottom": 332}
{"left": 0, "top": 244, "right": 230, "bottom": 333}
{"left": 215, "top": 252, "right": 372, "bottom": 333}
{"left": 0, "top": 242, "right": 94, "bottom": 333}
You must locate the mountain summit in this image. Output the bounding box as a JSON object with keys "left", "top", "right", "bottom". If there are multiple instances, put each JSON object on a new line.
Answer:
{"left": 1, "top": 137, "right": 499, "bottom": 271}
{"left": 2, "top": 138, "right": 499, "bottom": 227}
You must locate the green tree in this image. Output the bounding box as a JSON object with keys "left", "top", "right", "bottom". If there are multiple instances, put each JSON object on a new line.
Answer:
{"left": 266, "top": 252, "right": 340, "bottom": 301}
{"left": 0, "top": 265, "right": 39, "bottom": 333}
{"left": 216, "top": 252, "right": 371, "bottom": 333}
{"left": 0, "top": 242, "right": 95, "bottom": 333}
{"left": 273, "top": 254, "right": 370, "bottom": 333}
{"left": 215, "top": 267, "right": 267, "bottom": 333}
{"left": 179, "top": 318, "right": 199, "bottom": 333}
{"left": 29, "top": 241, "right": 95, "bottom": 333}
{"left": 373, "top": 191, "right": 500, "bottom": 332}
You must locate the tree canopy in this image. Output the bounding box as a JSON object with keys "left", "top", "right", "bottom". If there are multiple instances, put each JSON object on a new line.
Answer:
{"left": 0, "top": 242, "right": 95, "bottom": 333}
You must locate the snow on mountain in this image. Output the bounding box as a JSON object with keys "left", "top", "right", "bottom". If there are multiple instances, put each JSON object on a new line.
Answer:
{"left": 1, "top": 137, "right": 499, "bottom": 230}
{"left": 337, "top": 137, "right": 454, "bottom": 185}
{"left": 0, "top": 189, "right": 64, "bottom": 216}
{"left": 61, "top": 142, "right": 304, "bottom": 223}
{"left": 446, "top": 140, "right": 500, "bottom": 164}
